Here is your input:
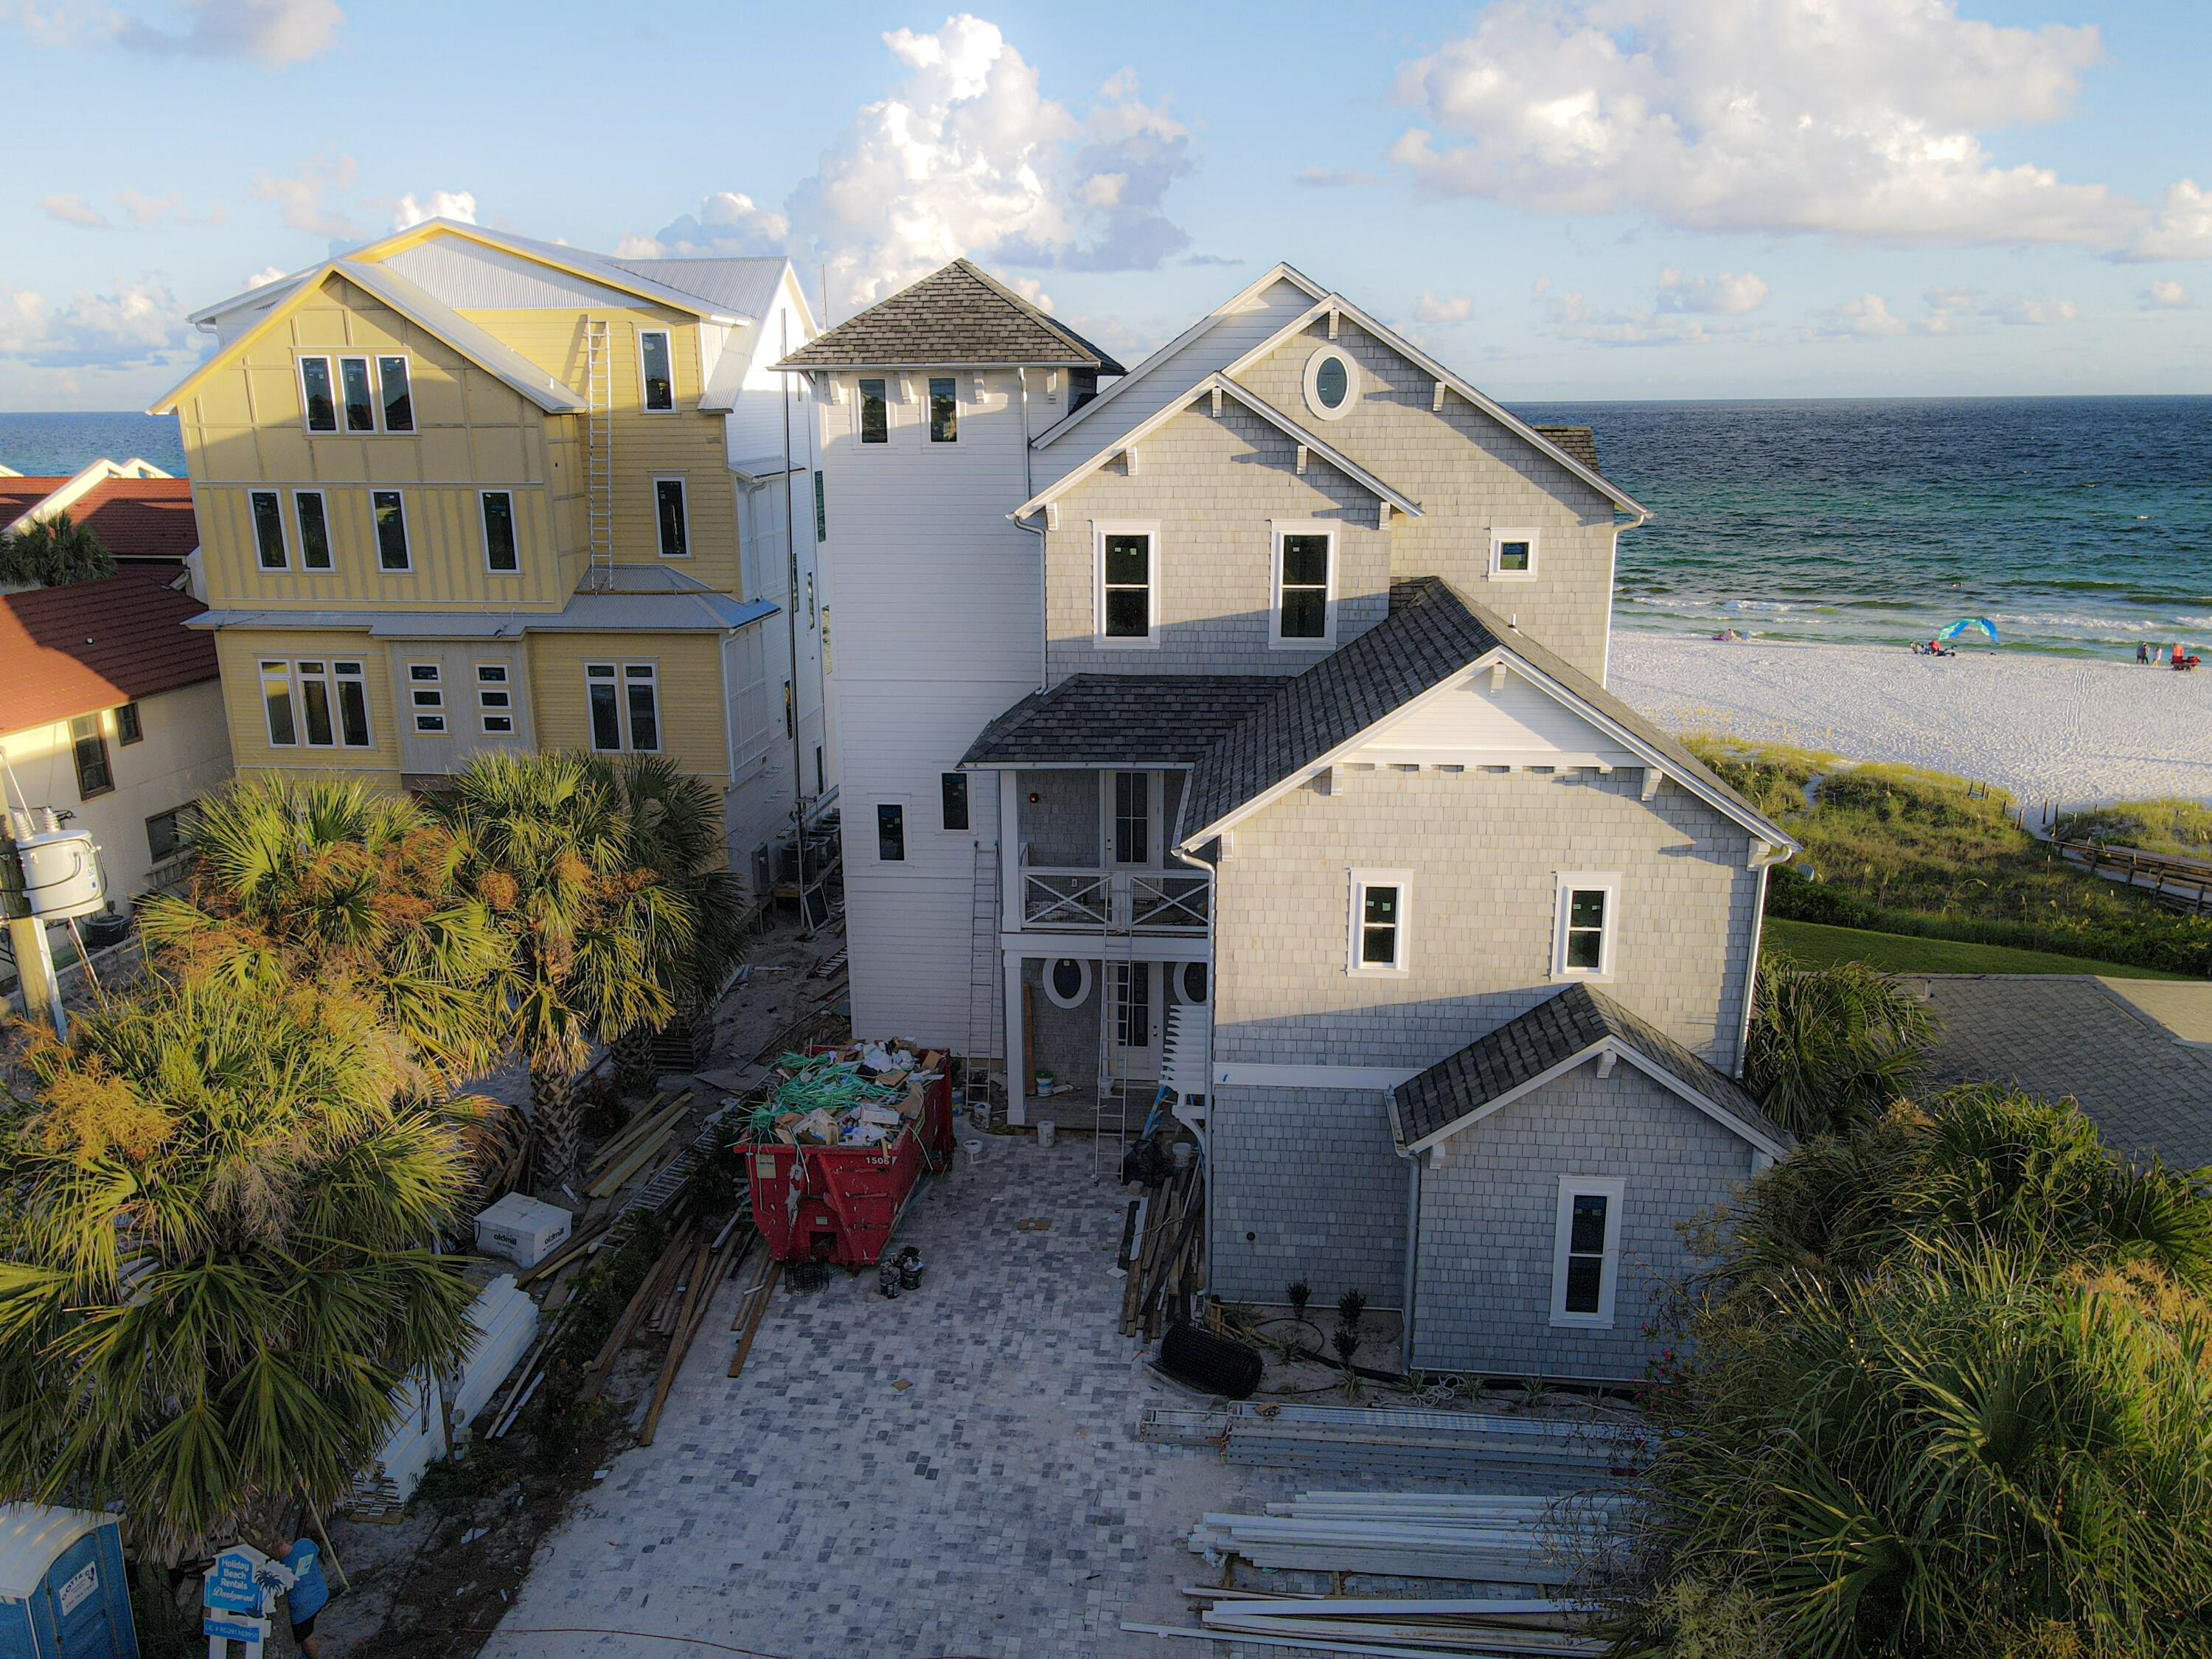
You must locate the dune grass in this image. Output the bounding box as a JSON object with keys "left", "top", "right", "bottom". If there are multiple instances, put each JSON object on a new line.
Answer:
{"left": 1764, "top": 918, "right": 2199, "bottom": 980}
{"left": 2054, "top": 797, "right": 2212, "bottom": 861}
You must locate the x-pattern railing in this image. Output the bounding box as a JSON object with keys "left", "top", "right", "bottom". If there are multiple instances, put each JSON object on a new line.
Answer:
{"left": 1021, "top": 866, "right": 1209, "bottom": 933}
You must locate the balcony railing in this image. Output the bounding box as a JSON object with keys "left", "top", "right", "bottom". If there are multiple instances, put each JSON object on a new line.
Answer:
{"left": 1020, "top": 867, "right": 1210, "bottom": 933}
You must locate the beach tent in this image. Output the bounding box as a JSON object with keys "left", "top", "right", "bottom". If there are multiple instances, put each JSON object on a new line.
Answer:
{"left": 1937, "top": 617, "right": 2000, "bottom": 646}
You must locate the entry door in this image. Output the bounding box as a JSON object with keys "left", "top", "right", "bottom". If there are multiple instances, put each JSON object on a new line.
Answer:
{"left": 1108, "top": 961, "right": 1163, "bottom": 1081}
{"left": 45, "top": 1530, "right": 118, "bottom": 1659}
{"left": 1102, "top": 771, "right": 1161, "bottom": 867}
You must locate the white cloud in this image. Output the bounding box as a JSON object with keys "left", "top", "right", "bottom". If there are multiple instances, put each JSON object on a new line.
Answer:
{"left": 629, "top": 191, "right": 789, "bottom": 261}
{"left": 0, "top": 277, "right": 192, "bottom": 369}
{"left": 390, "top": 189, "right": 476, "bottom": 231}
{"left": 114, "top": 0, "right": 341, "bottom": 66}
{"left": 1413, "top": 291, "right": 1472, "bottom": 323}
{"left": 112, "top": 187, "right": 223, "bottom": 227}
{"left": 1804, "top": 294, "right": 1909, "bottom": 340}
{"left": 1390, "top": 0, "right": 2148, "bottom": 251}
{"left": 243, "top": 265, "right": 288, "bottom": 289}
{"left": 248, "top": 150, "right": 358, "bottom": 238}
{"left": 2126, "top": 180, "right": 2212, "bottom": 262}
{"left": 781, "top": 15, "right": 1195, "bottom": 310}
{"left": 40, "top": 193, "right": 107, "bottom": 228}
{"left": 1298, "top": 167, "right": 1380, "bottom": 189}
{"left": 1987, "top": 293, "right": 2076, "bottom": 327}
{"left": 2141, "top": 279, "right": 2192, "bottom": 310}
{"left": 1655, "top": 267, "right": 1767, "bottom": 315}
{"left": 1917, "top": 285, "right": 2076, "bottom": 328}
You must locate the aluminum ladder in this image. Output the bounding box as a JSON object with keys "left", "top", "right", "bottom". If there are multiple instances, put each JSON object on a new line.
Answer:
{"left": 582, "top": 319, "right": 613, "bottom": 590}
{"left": 961, "top": 838, "right": 1001, "bottom": 1130}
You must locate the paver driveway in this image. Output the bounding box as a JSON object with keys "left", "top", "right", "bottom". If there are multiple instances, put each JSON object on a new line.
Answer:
{"left": 482, "top": 1135, "right": 1307, "bottom": 1658}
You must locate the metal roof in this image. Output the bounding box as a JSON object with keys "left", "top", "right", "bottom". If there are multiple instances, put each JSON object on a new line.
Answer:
{"left": 187, "top": 569, "right": 776, "bottom": 637}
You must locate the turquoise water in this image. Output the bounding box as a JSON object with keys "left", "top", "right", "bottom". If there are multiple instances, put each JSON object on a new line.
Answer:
{"left": 10, "top": 401, "right": 2209, "bottom": 659}
{"left": 1514, "top": 396, "right": 2212, "bottom": 658}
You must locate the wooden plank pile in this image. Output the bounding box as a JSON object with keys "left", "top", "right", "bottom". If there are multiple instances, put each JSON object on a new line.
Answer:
{"left": 1138, "top": 1402, "right": 1647, "bottom": 1484}
{"left": 1119, "top": 1155, "right": 1203, "bottom": 1341}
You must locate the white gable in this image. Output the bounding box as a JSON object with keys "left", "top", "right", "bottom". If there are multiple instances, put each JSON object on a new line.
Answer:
{"left": 383, "top": 235, "right": 641, "bottom": 311}
{"left": 1348, "top": 663, "right": 1641, "bottom": 769}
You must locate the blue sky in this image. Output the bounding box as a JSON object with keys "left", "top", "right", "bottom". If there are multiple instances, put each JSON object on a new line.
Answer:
{"left": 6, "top": 0, "right": 2211, "bottom": 410}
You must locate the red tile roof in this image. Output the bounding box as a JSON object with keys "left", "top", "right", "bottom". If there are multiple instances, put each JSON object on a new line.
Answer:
{"left": 0, "top": 479, "right": 69, "bottom": 523}
{"left": 71, "top": 477, "right": 198, "bottom": 563}
{"left": 0, "top": 573, "right": 220, "bottom": 736}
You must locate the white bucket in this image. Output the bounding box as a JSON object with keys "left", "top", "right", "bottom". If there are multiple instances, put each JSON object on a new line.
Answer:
{"left": 1035, "top": 1121, "right": 1057, "bottom": 1149}
{"left": 964, "top": 1138, "right": 985, "bottom": 1168}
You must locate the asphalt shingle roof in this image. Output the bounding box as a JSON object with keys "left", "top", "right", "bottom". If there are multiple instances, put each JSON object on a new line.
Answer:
{"left": 1180, "top": 575, "right": 1771, "bottom": 842}
{"left": 1531, "top": 425, "right": 1599, "bottom": 473}
{"left": 963, "top": 675, "right": 1293, "bottom": 768}
{"left": 1391, "top": 981, "right": 1785, "bottom": 1150}
{"left": 776, "top": 260, "right": 1125, "bottom": 373}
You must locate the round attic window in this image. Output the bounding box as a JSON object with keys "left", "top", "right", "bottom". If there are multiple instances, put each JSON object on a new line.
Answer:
{"left": 1303, "top": 345, "right": 1357, "bottom": 422}
{"left": 1045, "top": 957, "right": 1092, "bottom": 1009}
{"left": 1177, "top": 960, "right": 1209, "bottom": 1006}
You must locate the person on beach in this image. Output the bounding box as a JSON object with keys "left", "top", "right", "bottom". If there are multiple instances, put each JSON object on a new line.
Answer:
{"left": 280, "top": 1537, "right": 329, "bottom": 1656}
{"left": 2139, "top": 642, "right": 2151, "bottom": 665}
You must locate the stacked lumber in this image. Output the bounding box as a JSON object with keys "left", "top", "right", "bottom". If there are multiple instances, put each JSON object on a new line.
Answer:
{"left": 1119, "top": 1155, "right": 1203, "bottom": 1341}
{"left": 1143, "top": 1591, "right": 1606, "bottom": 1657}
{"left": 1138, "top": 1402, "right": 1648, "bottom": 1484}
{"left": 584, "top": 1091, "right": 694, "bottom": 1200}
{"left": 635, "top": 1220, "right": 753, "bottom": 1446}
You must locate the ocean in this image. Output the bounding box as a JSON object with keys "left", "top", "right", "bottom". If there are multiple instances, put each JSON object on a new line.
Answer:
{"left": 7, "top": 399, "right": 2208, "bottom": 659}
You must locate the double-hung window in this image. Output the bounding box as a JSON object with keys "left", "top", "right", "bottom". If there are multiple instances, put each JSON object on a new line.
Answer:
{"left": 260, "top": 661, "right": 298, "bottom": 746}
{"left": 653, "top": 478, "right": 689, "bottom": 560}
{"left": 250, "top": 490, "right": 287, "bottom": 569}
{"left": 585, "top": 663, "right": 660, "bottom": 752}
{"left": 1553, "top": 872, "right": 1621, "bottom": 980}
{"left": 116, "top": 702, "right": 142, "bottom": 745}
{"left": 476, "top": 664, "right": 513, "bottom": 734}
{"left": 1551, "top": 1178, "right": 1625, "bottom": 1326}
{"left": 1271, "top": 520, "right": 1336, "bottom": 647}
{"left": 1095, "top": 521, "right": 1158, "bottom": 646}
{"left": 481, "top": 490, "right": 519, "bottom": 573}
{"left": 928, "top": 376, "right": 957, "bottom": 442}
{"left": 293, "top": 490, "right": 332, "bottom": 569}
{"left": 71, "top": 714, "right": 112, "bottom": 800}
{"left": 858, "top": 378, "right": 888, "bottom": 444}
{"left": 406, "top": 663, "right": 445, "bottom": 734}
{"left": 639, "top": 330, "right": 675, "bottom": 411}
{"left": 1348, "top": 869, "right": 1411, "bottom": 975}
{"left": 1490, "top": 526, "right": 1540, "bottom": 582}
{"left": 372, "top": 490, "right": 410, "bottom": 571}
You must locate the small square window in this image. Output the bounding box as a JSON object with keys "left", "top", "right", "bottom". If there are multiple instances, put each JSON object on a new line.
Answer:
{"left": 1490, "top": 526, "right": 1540, "bottom": 581}
{"left": 928, "top": 377, "right": 957, "bottom": 442}
{"left": 116, "top": 702, "right": 142, "bottom": 745}
{"left": 858, "top": 378, "right": 888, "bottom": 444}
{"left": 942, "top": 772, "right": 969, "bottom": 831}
{"left": 877, "top": 803, "right": 905, "bottom": 862}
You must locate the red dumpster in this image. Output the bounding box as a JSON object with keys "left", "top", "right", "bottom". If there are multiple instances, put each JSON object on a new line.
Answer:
{"left": 745, "top": 1050, "right": 953, "bottom": 1269}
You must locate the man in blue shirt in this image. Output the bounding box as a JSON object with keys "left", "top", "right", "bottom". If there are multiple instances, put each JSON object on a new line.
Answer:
{"left": 279, "top": 1538, "right": 330, "bottom": 1655}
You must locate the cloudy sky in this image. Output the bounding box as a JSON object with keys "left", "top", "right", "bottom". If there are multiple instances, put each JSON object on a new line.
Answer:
{"left": 5, "top": 0, "right": 2210, "bottom": 409}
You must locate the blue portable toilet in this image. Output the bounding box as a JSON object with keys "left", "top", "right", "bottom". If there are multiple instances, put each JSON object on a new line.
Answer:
{"left": 0, "top": 1506, "right": 136, "bottom": 1659}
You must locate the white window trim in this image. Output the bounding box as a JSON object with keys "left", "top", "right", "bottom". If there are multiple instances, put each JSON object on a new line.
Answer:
{"left": 1100, "top": 770, "right": 1164, "bottom": 869}
{"left": 926, "top": 375, "right": 959, "bottom": 443}
{"left": 479, "top": 488, "right": 521, "bottom": 575}
{"left": 854, "top": 376, "right": 891, "bottom": 445}
{"left": 405, "top": 661, "right": 447, "bottom": 736}
{"left": 337, "top": 354, "right": 380, "bottom": 434}
{"left": 1269, "top": 518, "right": 1338, "bottom": 650}
{"left": 1301, "top": 344, "right": 1359, "bottom": 422}
{"left": 636, "top": 328, "right": 676, "bottom": 414}
{"left": 372, "top": 489, "right": 411, "bottom": 572}
{"left": 1550, "top": 1175, "right": 1626, "bottom": 1328}
{"left": 1489, "top": 526, "right": 1541, "bottom": 582}
{"left": 652, "top": 476, "right": 692, "bottom": 560}
{"left": 374, "top": 352, "right": 414, "bottom": 434}
{"left": 248, "top": 489, "right": 288, "bottom": 570}
{"left": 291, "top": 489, "right": 331, "bottom": 571}
{"left": 1175, "top": 959, "right": 1209, "bottom": 1006}
{"left": 585, "top": 663, "right": 623, "bottom": 752}
{"left": 1092, "top": 518, "right": 1162, "bottom": 649}
{"left": 333, "top": 658, "right": 371, "bottom": 748}
{"left": 872, "top": 799, "right": 910, "bottom": 864}
{"left": 259, "top": 659, "right": 297, "bottom": 748}
{"left": 1347, "top": 866, "right": 1413, "bottom": 977}
{"left": 1552, "top": 870, "right": 1621, "bottom": 982}
{"left": 1043, "top": 956, "right": 1093, "bottom": 1010}
{"left": 475, "top": 661, "right": 515, "bottom": 735}
{"left": 620, "top": 661, "right": 661, "bottom": 753}
{"left": 297, "top": 355, "right": 337, "bottom": 434}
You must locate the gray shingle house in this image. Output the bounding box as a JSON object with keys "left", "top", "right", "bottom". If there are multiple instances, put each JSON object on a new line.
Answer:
{"left": 782, "top": 262, "right": 1798, "bottom": 1382}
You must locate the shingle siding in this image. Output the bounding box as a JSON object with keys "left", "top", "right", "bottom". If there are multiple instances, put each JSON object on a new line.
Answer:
{"left": 1411, "top": 1063, "right": 1759, "bottom": 1380}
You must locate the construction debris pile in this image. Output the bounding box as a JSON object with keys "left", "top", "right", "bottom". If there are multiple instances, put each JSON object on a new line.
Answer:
{"left": 1118, "top": 1143, "right": 1204, "bottom": 1340}
{"left": 744, "top": 1043, "right": 942, "bottom": 1148}
{"left": 1139, "top": 1402, "right": 1648, "bottom": 1484}
{"left": 1125, "top": 1489, "right": 1624, "bottom": 1656}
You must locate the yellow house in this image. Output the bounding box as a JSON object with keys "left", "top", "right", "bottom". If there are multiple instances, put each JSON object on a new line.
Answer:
{"left": 150, "top": 219, "right": 835, "bottom": 887}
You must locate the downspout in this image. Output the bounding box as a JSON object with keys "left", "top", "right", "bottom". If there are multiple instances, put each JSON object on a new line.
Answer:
{"left": 1014, "top": 365, "right": 1047, "bottom": 695}
{"left": 1169, "top": 807, "right": 1217, "bottom": 1303}
{"left": 1600, "top": 503, "right": 1648, "bottom": 689}
{"left": 1736, "top": 838, "right": 1794, "bottom": 1074}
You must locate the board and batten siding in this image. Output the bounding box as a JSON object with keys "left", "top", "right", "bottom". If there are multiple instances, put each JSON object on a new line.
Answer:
{"left": 1232, "top": 316, "right": 1622, "bottom": 683}
{"left": 816, "top": 367, "right": 1038, "bottom": 1043}
{"left": 176, "top": 273, "right": 582, "bottom": 611}
{"left": 526, "top": 631, "right": 732, "bottom": 790}
{"left": 212, "top": 628, "right": 404, "bottom": 784}
{"left": 1040, "top": 400, "right": 1393, "bottom": 682}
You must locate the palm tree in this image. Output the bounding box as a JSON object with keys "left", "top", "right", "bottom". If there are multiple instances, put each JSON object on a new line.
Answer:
{"left": 0, "top": 978, "right": 481, "bottom": 1562}
{"left": 0, "top": 512, "right": 116, "bottom": 585}
{"left": 1744, "top": 952, "right": 1938, "bottom": 1138}
{"left": 136, "top": 778, "right": 509, "bottom": 1094}
{"left": 434, "top": 752, "right": 694, "bottom": 1183}
{"left": 599, "top": 754, "right": 751, "bottom": 1085}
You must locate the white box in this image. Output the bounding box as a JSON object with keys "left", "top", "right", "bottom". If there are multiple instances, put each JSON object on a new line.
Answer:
{"left": 473, "top": 1193, "right": 571, "bottom": 1269}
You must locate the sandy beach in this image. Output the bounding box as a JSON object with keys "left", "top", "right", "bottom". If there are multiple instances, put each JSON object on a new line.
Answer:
{"left": 1609, "top": 632, "right": 2212, "bottom": 808}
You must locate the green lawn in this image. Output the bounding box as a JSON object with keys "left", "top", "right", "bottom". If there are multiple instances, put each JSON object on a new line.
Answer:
{"left": 1764, "top": 918, "right": 2202, "bottom": 980}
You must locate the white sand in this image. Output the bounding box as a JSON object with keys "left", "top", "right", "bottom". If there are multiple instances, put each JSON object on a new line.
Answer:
{"left": 1608, "top": 632, "right": 2212, "bottom": 808}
